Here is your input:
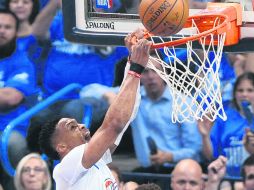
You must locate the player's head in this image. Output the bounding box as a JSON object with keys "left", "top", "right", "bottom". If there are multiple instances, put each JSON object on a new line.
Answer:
{"left": 233, "top": 72, "right": 254, "bottom": 111}
{"left": 39, "top": 117, "right": 91, "bottom": 160}
{"left": 241, "top": 155, "right": 254, "bottom": 190}
{"left": 171, "top": 159, "right": 204, "bottom": 190}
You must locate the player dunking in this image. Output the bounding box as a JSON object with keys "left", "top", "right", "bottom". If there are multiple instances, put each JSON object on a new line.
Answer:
{"left": 39, "top": 29, "right": 151, "bottom": 190}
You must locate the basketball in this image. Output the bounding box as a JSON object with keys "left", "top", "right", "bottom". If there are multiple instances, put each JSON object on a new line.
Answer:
{"left": 139, "top": 0, "right": 189, "bottom": 36}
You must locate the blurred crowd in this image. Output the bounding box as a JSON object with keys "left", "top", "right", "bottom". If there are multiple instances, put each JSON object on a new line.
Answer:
{"left": 1, "top": 0, "right": 254, "bottom": 190}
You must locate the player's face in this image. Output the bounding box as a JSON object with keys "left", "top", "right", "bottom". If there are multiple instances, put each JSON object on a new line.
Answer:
{"left": 235, "top": 79, "right": 254, "bottom": 107}
{"left": 9, "top": 0, "right": 33, "bottom": 22}
{"left": 244, "top": 165, "right": 254, "bottom": 190}
{"left": 171, "top": 172, "right": 203, "bottom": 190}
{"left": 21, "top": 158, "right": 48, "bottom": 190}
{"left": 57, "top": 118, "right": 91, "bottom": 148}
{"left": 0, "top": 13, "right": 16, "bottom": 46}
{"left": 141, "top": 60, "right": 165, "bottom": 99}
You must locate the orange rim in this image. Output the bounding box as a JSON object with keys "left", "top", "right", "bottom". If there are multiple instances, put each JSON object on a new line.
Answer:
{"left": 145, "top": 13, "right": 229, "bottom": 49}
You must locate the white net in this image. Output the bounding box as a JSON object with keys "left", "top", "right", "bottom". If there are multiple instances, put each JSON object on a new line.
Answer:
{"left": 147, "top": 18, "right": 228, "bottom": 123}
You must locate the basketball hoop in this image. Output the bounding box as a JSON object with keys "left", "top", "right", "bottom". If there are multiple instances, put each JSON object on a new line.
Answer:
{"left": 145, "top": 3, "right": 242, "bottom": 123}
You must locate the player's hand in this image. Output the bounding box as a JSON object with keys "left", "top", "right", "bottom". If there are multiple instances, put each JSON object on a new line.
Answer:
{"left": 243, "top": 128, "right": 254, "bottom": 154}
{"left": 197, "top": 117, "right": 213, "bottom": 137}
{"left": 150, "top": 150, "right": 172, "bottom": 165}
{"left": 129, "top": 39, "right": 152, "bottom": 68}
{"left": 124, "top": 28, "right": 146, "bottom": 53}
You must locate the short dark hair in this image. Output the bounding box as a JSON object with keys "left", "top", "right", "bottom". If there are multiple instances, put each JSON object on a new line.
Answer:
{"left": 39, "top": 116, "right": 62, "bottom": 160}
{"left": 0, "top": 8, "right": 19, "bottom": 30}
{"left": 241, "top": 154, "right": 254, "bottom": 180}
{"left": 135, "top": 183, "right": 161, "bottom": 190}
{"left": 6, "top": 0, "right": 40, "bottom": 24}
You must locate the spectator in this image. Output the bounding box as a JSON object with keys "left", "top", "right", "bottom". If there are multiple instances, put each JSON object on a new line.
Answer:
{"left": 14, "top": 153, "right": 52, "bottom": 190}
{"left": 0, "top": 7, "right": 37, "bottom": 156}
{"left": 136, "top": 183, "right": 161, "bottom": 190}
{"left": 0, "top": 8, "right": 38, "bottom": 189}
{"left": 241, "top": 154, "right": 254, "bottom": 190}
{"left": 171, "top": 156, "right": 227, "bottom": 190}
{"left": 198, "top": 72, "right": 254, "bottom": 177}
{"left": 6, "top": 0, "right": 40, "bottom": 51}
{"left": 171, "top": 158, "right": 204, "bottom": 190}
{"left": 32, "top": 0, "right": 128, "bottom": 97}
{"left": 131, "top": 56, "right": 202, "bottom": 173}
{"left": 123, "top": 181, "right": 139, "bottom": 190}
{"left": 26, "top": 0, "right": 128, "bottom": 136}
{"left": 38, "top": 30, "right": 152, "bottom": 189}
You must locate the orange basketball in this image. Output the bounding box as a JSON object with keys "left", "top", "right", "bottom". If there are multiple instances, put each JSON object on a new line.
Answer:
{"left": 139, "top": 0, "right": 189, "bottom": 36}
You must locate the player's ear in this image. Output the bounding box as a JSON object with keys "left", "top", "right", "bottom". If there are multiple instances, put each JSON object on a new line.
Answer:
{"left": 56, "top": 143, "right": 68, "bottom": 155}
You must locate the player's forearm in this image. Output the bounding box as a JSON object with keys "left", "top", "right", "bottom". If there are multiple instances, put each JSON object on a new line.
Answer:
{"left": 82, "top": 74, "right": 140, "bottom": 168}
{"left": 104, "top": 74, "right": 140, "bottom": 133}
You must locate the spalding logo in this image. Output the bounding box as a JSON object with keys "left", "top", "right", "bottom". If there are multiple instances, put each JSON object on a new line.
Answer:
{"left": 146, "top": 0, "right": 172, "bottom": 29}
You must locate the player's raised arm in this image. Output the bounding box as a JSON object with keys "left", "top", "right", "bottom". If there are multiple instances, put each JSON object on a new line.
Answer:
{"left": 83, "top": 34, "right": 151, "bottom": 168}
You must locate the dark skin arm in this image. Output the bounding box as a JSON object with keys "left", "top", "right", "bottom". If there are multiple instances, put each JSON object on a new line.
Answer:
{"left": 82, "top": 33, "right": 151, "bottom": 168}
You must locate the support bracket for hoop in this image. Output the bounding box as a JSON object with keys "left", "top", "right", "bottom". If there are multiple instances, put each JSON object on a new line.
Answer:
{"left": 205, "top": 2, "right": 242, "bottom": 46}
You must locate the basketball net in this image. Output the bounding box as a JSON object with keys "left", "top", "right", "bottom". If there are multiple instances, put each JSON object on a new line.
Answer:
{"left": 147, "top": 17, "right": 228, "bottom": 123}
{"left": 148, "top": 28, "right": 227, "bottom": 122}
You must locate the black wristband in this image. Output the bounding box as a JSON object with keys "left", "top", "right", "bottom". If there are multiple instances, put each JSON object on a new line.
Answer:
{"left": 130, "top": 62, "right": 145, "bottom": 74}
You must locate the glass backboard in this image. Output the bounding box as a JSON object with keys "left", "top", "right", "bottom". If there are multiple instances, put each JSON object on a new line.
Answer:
{"left": 62, "top": 0, "right": 254, "bottom": 52}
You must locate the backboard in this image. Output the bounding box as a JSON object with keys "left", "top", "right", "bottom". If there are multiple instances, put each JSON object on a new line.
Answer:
{"left": 62, "top": 0, "right": 254, "bottom": 52}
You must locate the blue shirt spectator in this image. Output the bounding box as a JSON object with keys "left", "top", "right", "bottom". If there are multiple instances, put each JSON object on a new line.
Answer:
{"left": 41, "top": 10, "right": 128, "bottom": 99}
{"left": 210, "top": 105, "right": 250, "bottom": 177}
{"left": 16, "top": 35, "right": 37, "bottom": 52}
{"left": 132, "top": 86, "right": 202, "bottom": 167}
{"left": 199, "top": 72, "right": 254, "bottom": 177}
{"left": 0, "top": 49, "right": 38, "bottom": 135}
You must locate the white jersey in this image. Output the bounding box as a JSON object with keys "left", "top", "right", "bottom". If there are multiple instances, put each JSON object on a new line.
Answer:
{"left": 53, "top": 144, "right": 118, "bottom": 190}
